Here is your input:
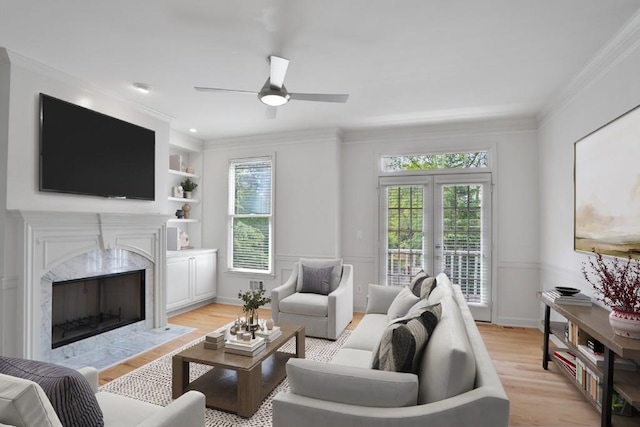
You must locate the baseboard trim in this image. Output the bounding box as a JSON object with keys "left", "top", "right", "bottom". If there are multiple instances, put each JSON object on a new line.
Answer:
{"left": 495, "top": 316, "right": 539, "bottom": 328}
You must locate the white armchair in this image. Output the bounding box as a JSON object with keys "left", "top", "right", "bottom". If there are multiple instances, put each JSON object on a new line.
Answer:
{"left": 0, "top": 367, "right": 205, "bottom": 427}
{"left": 271, "top": 260, "right": 353, "bottom": 340}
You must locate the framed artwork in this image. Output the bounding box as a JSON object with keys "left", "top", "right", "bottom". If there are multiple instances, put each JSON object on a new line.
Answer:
{"left": 574, "top": 103, "right": 640, "bottom": 259}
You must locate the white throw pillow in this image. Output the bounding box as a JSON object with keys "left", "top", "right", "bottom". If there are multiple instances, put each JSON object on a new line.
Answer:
{"left": 0, "top": 373, "right": 61, "bottom": 427}
{"left": 386, "top": 286, "right": 420, "bottom": 322}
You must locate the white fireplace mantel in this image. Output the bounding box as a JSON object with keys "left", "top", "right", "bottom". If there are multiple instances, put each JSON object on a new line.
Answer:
{"left": 8, "top": 210, "right": 170, "bottom": 359}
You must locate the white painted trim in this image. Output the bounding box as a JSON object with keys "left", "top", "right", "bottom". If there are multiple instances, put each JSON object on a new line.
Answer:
{"left": 539, "top": 10, "right": 640, "bottom": 126}
{"left": 342, "top": 117, "right": 538, "bottom": 145}
{"left": 0, "top": 276, "right": 18, "bottom": 290}
{"left": 3, "top": 48, "right": 174, "bottom": 123}
{"left": 204, "top": 128, "right": 340, "bottom": 151}
{"left": 495, "top": 317, "right": 540, "bottom": 328}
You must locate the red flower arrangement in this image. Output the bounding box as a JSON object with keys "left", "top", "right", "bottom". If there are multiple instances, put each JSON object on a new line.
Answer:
{"left": 581, "top": 249, "right": 640, "bottom": 313}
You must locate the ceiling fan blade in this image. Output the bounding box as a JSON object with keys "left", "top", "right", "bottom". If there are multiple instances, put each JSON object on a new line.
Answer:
{"left": 269, "top": 55, "right": 289, "bottom": 89}
{"left": 194, "top": 86, "right": 258, "bottom": 94}
{"left": 265, "top": 106, "right": 278, "bottom": 119}
{"left": 289, "top": 93, "right": 349, "bottom": 103}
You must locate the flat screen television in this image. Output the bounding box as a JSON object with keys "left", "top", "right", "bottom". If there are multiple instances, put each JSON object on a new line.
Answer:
{"left": 39, "top": 93, "right": 156, "bottom": 200}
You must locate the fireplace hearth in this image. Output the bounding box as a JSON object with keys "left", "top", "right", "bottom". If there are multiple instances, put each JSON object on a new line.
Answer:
{"left": 51, "top": 269, "right": 145, "bottom": 349}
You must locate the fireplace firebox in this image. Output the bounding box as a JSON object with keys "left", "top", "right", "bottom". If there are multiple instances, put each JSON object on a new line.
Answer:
{"left": 51, "top": 269, "right": 145, "bottom": 349}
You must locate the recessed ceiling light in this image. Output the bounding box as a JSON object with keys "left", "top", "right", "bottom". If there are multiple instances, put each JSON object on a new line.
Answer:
{"left": 133, "top": 82, "right": 150, "bottom": 93}
{"left": 189, "top": 128, "right": 197, "bottom": 133}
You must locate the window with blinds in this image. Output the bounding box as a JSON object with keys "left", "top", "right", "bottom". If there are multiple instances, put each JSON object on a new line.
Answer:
{"left": 228, "top": 157, "right": 273, "bottom": 273}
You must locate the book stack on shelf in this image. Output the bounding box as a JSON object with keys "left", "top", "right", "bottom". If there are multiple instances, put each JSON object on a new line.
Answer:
{"left": 577, "top": 338, "right": 638, "bottom": 371}
{"left": 553, "top": 350, "right": 577, "bottom": 377}
{"left": 576, "top": 357, "right": 603, "bottom": 406}
{"left": 541, "top": 287, "right": 591, "bottom": 306}
{"left": 224, "top": 336, "right": 266, "bottom": 357}
{"left": 255, "top": 326, "right": 282, "bottom": 342}
{"left": 203, "top": 331, "right": 225, "bottom": 350}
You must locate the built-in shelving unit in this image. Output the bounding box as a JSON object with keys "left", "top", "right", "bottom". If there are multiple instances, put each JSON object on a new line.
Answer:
{"left": 167, "top": 134, "right": 204, "bottom": 249}
{"left": 538, "top": 293, "right": 640, "bottom": 427}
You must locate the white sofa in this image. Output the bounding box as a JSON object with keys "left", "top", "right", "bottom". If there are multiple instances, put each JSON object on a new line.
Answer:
{"left": 0, "top": 366, "right": 205, "bottom": 427}
{"left": 272, "top": 273, "right": 509, "bottom": 427}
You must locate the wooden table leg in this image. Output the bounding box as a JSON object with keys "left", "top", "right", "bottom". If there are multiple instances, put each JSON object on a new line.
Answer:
{"left": 171, "top": 355, "right": 189, "bottom": 399}
{"left": 296, "top": 328, "right": 305, "bottom": 359}
{"left": 237, "top": 366, "right": 262, "bottom": 418}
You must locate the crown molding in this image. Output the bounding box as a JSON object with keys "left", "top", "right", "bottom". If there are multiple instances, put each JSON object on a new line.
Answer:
{"left": 342, "top": 115, "right": 538, "bottom": 145}
{"left": 538, "top": 10, "right": 640, "bottom": 126}
{"left": 203, "top": 127, "right": 340, "bottom": 151}
{"left": 4, "top": 48, "right": 175, "bottom": 123}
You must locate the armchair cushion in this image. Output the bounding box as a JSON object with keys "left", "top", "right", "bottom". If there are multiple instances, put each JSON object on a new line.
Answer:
{"left": 299, "top": 265, "right": 333, "bottom": 295}
{"left": 297, "top": 258, "right": 343, "bottom": 293}
{"left": 279, "top": 292, "right": 329, "bottom": 317}
{"left": 0, "top": 357, "right": 103, "bottom": 427}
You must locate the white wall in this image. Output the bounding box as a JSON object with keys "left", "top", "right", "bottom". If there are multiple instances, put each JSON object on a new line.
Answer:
{"left": 202, "top": 129, "right": 342, "bottom": 306}
{"left": 2, "top": 49, "right": 172, "bottom": 216}
{"left": 341, "top": 120, "right": 540, "bottom": 324}
{"left": 0, "top": 48, "right": 175, "bottom": 356}
{"left": 538, "top": 22, "right": 640, "bottom": 300}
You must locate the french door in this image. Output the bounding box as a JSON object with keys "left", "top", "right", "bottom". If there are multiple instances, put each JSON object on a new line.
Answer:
{"left": 379, "top": 173, "right": 492, "bottom": 321}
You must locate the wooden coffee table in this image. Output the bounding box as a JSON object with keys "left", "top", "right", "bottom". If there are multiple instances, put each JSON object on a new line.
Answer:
{"left": 172, "top": 323, "right": 305, "bottom": 417}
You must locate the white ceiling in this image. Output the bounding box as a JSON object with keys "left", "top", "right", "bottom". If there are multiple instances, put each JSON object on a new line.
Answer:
{"left": 1, "top": 0, "right": 640, "bottom": 140}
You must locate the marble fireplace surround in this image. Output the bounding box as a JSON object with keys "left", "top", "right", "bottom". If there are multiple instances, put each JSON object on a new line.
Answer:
{"left": 13, "top": 211, "right": 169, "bottom": 361}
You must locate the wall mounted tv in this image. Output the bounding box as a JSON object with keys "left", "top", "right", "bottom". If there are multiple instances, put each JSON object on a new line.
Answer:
{"left": 39, "top": 93, "right": 156, "bottom": 200}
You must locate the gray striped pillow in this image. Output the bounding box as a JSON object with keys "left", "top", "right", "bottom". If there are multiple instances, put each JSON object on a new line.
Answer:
{"left": 371, "top": 302, "right": 442, "bottom": 374}
{"left": 0, "top": 356, "right": 104, "bottom": 427}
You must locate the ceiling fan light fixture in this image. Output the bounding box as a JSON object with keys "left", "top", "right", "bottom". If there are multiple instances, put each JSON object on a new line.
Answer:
{"left": 259, "top": 91, "right": 289, "bottom": 106}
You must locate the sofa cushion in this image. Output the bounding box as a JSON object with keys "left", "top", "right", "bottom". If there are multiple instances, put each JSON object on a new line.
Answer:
{"left": 287, "top": 358, "right": 419, "bottom": 408}
{"left": 407, "top": 270, "right": 428, "bottom": 297}
{"left": 341, "top": 313, "right": 388, "bottom": 351}
{"left": 297, "top": 258, "right": 343, "bottom": 293}
{"left": 279, "top": 292, "right": 328, "bottom": 317}
{"left": 299, "top": 265, "right": 333, "bottom": 295}
{"left": 0, "top": 373, "right": 61, "bottom": 427}
{"left": 0, "top": 357, "right": 103, "bottom": 427}
{"left": 329, "top": 348, "right": 373, "bottom": 368}
{"left": 418, "top": 295, "right": 476, "bottom": 404}
{"left": 371, "top": 303, "right": 442, "bottom": 374}
{"left": 365, "top": 284, "right": 402, "bottom": 314}
{"left": 427, "top": 273, "right": 454, "bottom": 304}
{"left": 386, "top": 286, "right": 420, "bottom": 322}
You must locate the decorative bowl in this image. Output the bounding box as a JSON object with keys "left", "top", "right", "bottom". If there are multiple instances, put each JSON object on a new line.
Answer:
{"left": 555, "top": 286, "right": 581, "bottom": 296}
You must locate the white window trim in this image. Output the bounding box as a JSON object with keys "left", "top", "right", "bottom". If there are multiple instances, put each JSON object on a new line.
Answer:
{"left": 227, "top": 155, "right": 275, "bottom": 275}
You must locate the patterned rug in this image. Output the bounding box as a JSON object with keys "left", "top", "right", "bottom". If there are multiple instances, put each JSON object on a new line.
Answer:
{"left": 100, "top": 330, "right": 351, "bottom": 427}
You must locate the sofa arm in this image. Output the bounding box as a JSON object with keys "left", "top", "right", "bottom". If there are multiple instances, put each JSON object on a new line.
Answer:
{"left": 271, "top": 265, "right": 299, "bottom": 323}
{"left": 365, "top": 284, "right": 402, "bottom": 314}
{"left": 137, "top": 390, "right": 205, "bottom": 427}
{"left": 77, "top": 367, "right": 99, "bottom": 394}
{"left": 273, "top": 386, "right": 509, "bottom": 427}
{"left": 286, "top": 358, "right": 418, "bottom": 407}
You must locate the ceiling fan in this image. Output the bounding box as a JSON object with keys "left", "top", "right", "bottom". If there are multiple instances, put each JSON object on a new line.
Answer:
{"left": 195, "top": 55, "right": 349, "bottom": 118}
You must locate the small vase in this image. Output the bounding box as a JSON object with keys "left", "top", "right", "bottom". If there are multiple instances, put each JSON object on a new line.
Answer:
{"left": 184, "top": 191, "right": 192, "bottom": 199}
{"left": 609, "top": 309, "right": 640, "bottom": 339}
{"left": 266, "top": 318, "right": 274, "bottom": 330}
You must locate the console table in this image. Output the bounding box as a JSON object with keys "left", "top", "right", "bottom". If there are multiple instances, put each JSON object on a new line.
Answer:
{"left": 538, "top": 293, "right": 640, "bottom": 427}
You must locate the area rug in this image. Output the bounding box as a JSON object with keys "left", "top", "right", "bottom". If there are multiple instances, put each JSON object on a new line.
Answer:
{"left": 100, "top": 330, "right": 351, "bottom": 427}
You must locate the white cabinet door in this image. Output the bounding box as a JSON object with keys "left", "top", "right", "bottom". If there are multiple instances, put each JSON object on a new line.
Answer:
{"left": 166, "top": 256, "right": 191, "bottom": 311}
{"left": 192, "top": 252, "right": 216, "bottom": 301}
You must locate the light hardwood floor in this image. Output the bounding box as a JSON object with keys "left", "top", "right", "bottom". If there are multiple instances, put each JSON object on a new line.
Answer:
{"left": 100, "top": 303, "right": 601, "bottom": 426}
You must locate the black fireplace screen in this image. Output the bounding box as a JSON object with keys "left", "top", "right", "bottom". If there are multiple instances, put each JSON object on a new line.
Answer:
{"left": 51, "top": 269, "right": 145, "bottom": 349}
